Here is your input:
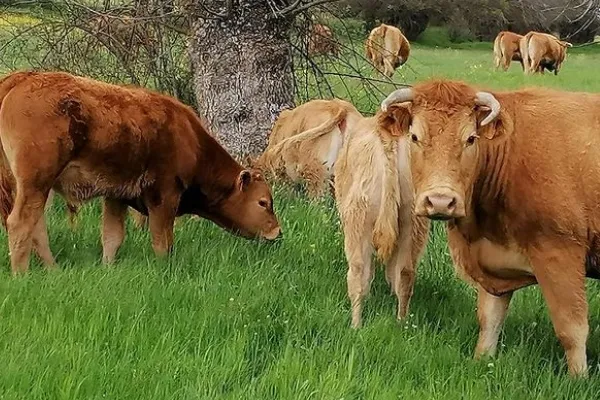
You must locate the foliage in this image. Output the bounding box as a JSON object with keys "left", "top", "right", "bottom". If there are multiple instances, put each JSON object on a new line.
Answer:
{"left": 0, "top": 1, "right": 196, "bottom": 106}
{"left": 342, "top": 0, "right": 600, "bottom": 43}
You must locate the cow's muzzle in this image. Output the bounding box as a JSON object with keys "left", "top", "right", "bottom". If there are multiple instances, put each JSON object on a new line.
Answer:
{"left": 416, "top": 188, "right": 466, "bottom": 220}
{"left": 262, "top": 226, "right": 282, "bottom": 241}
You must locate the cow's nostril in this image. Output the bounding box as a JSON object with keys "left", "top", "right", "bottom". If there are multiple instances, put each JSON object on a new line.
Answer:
{"left": 425, "top": 196, "right": 434, "bottom": 210}
{"left": 448, "top": 197, "right": 457, "bottom": 210}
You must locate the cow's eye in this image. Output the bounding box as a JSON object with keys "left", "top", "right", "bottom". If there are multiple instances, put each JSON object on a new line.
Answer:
{"left": 411, "top": 134, "right": 418, "bottom": 143}
{"left": 258, "top": 200, "right": 269, "bottom": 209}
{"left": 466, "top": 134, "right": 478, "bottom": 146}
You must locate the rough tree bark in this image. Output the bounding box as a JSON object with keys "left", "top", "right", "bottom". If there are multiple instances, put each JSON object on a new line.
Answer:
{"left": 189, "top": 1, "right": 296, "bottom": 160}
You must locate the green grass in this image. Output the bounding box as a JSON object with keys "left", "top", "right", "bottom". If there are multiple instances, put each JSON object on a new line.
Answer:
{"left": 3, "top": 15, "right": 600, "bottom": 400}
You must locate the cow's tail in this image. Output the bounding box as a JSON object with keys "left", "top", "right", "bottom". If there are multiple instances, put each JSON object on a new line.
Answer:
{"left": 559, "top": 40, "right": 573, "bottom": 48}
{"left": 520, "top": 34, "right": 532, "bottom": 73}
{"left": 0, "top": 148, "right": 14, "bottom": 228}
{"left": 493, "top": 32, "right": 503, "bottom": 69}
{"left": 372, "top": 129, "right": 401, "bottom": 263}
{"left": 0, "top": 72, "right": 33, "bottom": 228}
{"left": 262, "top": 106, "right": 347, "bottom": 173}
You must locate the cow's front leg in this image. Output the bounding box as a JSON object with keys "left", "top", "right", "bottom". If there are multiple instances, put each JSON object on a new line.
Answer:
{"left": 529, "top": 240, "right": 588, "bottom": 378}
{"left": 146, "top": 191, "right": 179, "bottom": 257}
{"left": 474, "top": 286, "right": 513, "bottom": 358}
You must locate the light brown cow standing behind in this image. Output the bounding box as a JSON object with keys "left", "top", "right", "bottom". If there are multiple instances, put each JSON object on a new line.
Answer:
{"left": 493, "top": 31, "right": 524, "bottom": 71}
{"left": 334, "top": 105, "right": 430, "bottom": 328}
{"left": 253, "top": 99, "right": 363, "bottom": 198}
{"left": 520, "top": 31, "right": 572, "bottom": 75}
{"left": 365, "top": 24, "right": 410, "bottom": 77}
{"left": 381, "top": 80, "right": 600, "bottom": 377}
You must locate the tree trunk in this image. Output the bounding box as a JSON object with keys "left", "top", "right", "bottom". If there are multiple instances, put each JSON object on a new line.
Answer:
{"left": 189, "top": 1, "right": 295, "bottom": 160}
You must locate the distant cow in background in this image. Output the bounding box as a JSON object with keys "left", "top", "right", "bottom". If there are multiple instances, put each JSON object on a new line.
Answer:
{"left": 365, "top": 24, "right": 410, "bottom": 77}
{"left": 493, "top": 31, "right": 524, "bottom": 71}
{"left": 520, "top": 31, "right": 572, "bottom": 75}
{"left": 308, "top": 23, "right": 339, "bottom": 56}
{"left": 335, "top": 104, "right": 430, "bottom": 328}
{"left": 252, "top": 99, "right": 363, "bottom": 198}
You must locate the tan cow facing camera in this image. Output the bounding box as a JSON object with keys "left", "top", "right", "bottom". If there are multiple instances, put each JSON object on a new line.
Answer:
{"left": 381, "top": 80, "right": 600, "bottom": 377}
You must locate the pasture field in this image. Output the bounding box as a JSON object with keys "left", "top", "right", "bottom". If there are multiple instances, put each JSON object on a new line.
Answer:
{"left": 3, "top": 12, "right": 600, "bottom": 399}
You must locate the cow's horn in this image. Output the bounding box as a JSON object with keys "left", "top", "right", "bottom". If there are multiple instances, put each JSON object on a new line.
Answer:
{"left": 475, "top": 92, "right": 501, "bottom": 126}
{"left": 381, "top": 88, "right": 414, "bottom": 112}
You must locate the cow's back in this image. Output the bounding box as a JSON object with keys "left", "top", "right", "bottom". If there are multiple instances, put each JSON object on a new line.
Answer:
{"left": 498, "top": 89, "right": 600, "bottom": 239}
{"left": 0, "top": 72, "right": 199, "bottom": 202}
{"left": 335, "top": 116, "right": 406, "bottom": 214}
{"left": 383, "top": 25, "right": 403, "bottom": 57}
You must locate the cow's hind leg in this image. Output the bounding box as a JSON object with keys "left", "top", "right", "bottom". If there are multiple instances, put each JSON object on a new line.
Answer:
{"left": 383, "top": 57, "right": 395, "bottom": 77}
{"left": 301, "top": 162, "right": 327, "bottom": 199}
{"left": 146, "top": 189, "right": 179, "bottom": 257}
{"left": 474, "top": 286, "right": 512, "bottom": 358}
{"left": 502, "top": 54, "right": 511, "bottom": 71}
{"left": 6, "top": 187, "right": 49, "bottom": 275}
{"left": 343, "top": 210, "right": 374, "bottom": 329}
{"left": 102, "top": 199, "right": 128, "bottom": 264}
{"left": 130, "top": 209, "right": 148, "bottom": 229}
{"left": 385, "top": 241, "right": 414, "bottom": 321}
{"left": 530, "top": 242, "right": 588, "bottom": 377}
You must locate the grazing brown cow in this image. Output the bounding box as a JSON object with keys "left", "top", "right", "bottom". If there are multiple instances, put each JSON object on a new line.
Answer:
{"left": 253, "top": 99, "right": 362, "bottom": 198}
{"left": 520, "top": 31, "right": 572, "bottom": 75}
{"left": 335, "top": 107, "right": 430, "bottom": 328}
{"left": 381, "top": 80, "right": 600, "bottom": 377}
{"left": 0, "top": 71, "right": 281, "bottom": 274}
{"left": 308, "top": 23, "right": 339, "bottom": 56}
{"left": 365, "top": 24, "right": 410, "bottom": 77}
{"left": 493, "top": 31, "right": 524, "bottom": 71}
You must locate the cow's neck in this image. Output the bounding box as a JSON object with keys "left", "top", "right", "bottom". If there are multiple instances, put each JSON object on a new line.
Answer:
{"left": 187, "top": 121, "right": 243, "bottom": 210}
{"left": 460, "top": 138, "right": 512, "bottom": 243}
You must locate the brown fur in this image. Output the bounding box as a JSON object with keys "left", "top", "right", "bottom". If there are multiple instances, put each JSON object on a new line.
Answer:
{"left": 252, "top": 99, "right": 363, "bottom": 198}
{"left": 334, "top": 106, "right": 430, "bottom": 328}
{"left": 0, "top": 71, "right": 281, "bottom": 274}
{"left": 365, "top": 24, "right": 410, "bottom": 77}
{"left": 493, "top": 31, "right": 524, "bottom": 71}
{"left": 308, "top": 23, "right": 339, "bottom": 56}
{"left": 383, "top": 79, "right": 600, "bottom": 376}
{"left": 520, "top": 31, "right": 572, "bottom": 75}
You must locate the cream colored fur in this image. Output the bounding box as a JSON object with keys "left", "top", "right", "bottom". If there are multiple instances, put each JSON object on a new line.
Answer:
{"left": 334, "top": 113, "right": 430, "bottom": 328}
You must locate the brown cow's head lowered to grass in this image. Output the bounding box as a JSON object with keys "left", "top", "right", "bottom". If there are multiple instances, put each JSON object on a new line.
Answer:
{"left": 180, "top": 167, "right": 281, "bottom": 241}
{"left": 380, "top": 80, "right": 508, "bottom": 220}
{"left": 212, "top": 169, "right": 281, "bottom": 240}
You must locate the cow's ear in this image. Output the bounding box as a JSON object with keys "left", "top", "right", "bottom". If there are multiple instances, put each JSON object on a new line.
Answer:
{"left": 475, "top": 107, "right": 514, "bottom": 140}
{"left": 237, "top": 170, "right": 252, "bottom": 191}
{"left": 379, "top": 103, "right": 411, "bottom": 137}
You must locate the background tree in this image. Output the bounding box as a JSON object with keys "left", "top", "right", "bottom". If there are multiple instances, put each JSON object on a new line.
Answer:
{"left": 187, "top": 0, "right": 339, "bottom": 160}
